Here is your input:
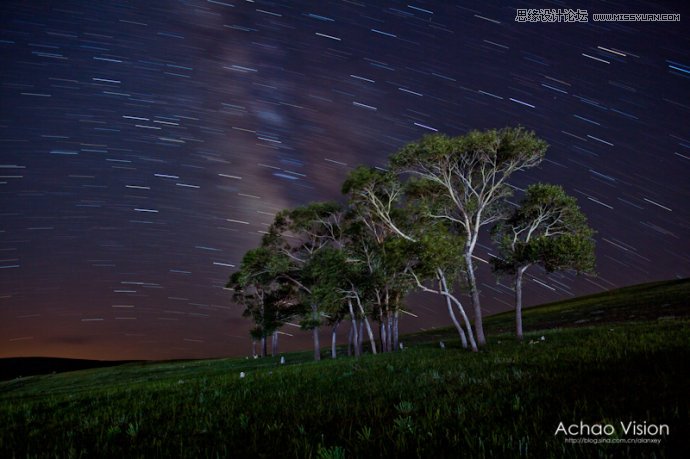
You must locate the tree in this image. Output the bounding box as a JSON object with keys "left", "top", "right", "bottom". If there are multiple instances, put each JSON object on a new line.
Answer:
{"left": 405, "top": 223, "right": 478, "bottom": 352}
{"left": 342, "top": 167, "right": 418, "bottom": 353}
{"left": 264, "top": 283, "right": 299, "bottom": 356}
{"left": 371, "top": 234, "right": 415, "bottom": 352}
{"left": 491, "top": 183, "right": 596, "bottom": 340}
{"left": 264, "top": 201, "right": 344, "bottom": 361}
{"left": 338, "top": 219, "right": 382, "bottom": 356}
{"left": 306, "top": 247, "right": 353, "bottom": 359}
{"left": 342, "top": 166, "right": 477, "bottom": 351}
{"left": 227, "top": 247, "right": 295, "bottom": 357}
{"left": 390, "top": 127, "right": 548, "bottom": 345}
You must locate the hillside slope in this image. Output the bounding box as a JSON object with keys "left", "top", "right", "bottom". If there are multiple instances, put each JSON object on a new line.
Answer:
{"left": 1, "top": 279, "right": 688, "bottom": 458}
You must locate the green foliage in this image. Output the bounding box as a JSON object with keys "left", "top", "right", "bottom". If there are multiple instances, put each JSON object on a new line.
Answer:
{"left": 275, "top": 201, "right": 343, "bottom": 241}
{"left": 231, "top": 201, "right": 349, "bottom": 341}
{"left": 341, "top": 166, "right": 419, "bottom": 317}
{"left": 536, "top": 233, "right": 595, "bottom": 274}
{"left": 299, "top": 317, "right": 321, "bottom": 331}
{"left": 307, "top": 248, "right": 357, "bottom": 319}
{"left": 341, "top": 165, "right": 394, "bottom": 196}
{"left": 390, "top": 127, "right": 548, "bottom": 228}
{"left": 414, "top": 222, "right": 466, "bottom": 279}
{"left": 317, "top": 445, "right": 346, "bottom": 459}
{"left": 227, "top": 247, "right": 298, "bottom": 341}
{"left": 492, "top": 183, "right": 596, "bottom": 276}
{"left": 391, "top": 127, "right": 548, "bottom": 172}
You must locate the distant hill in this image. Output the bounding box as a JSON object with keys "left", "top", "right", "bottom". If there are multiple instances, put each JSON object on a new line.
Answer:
{"left": 403, "top": 277, "right": 690, "bottom": 345}
{"left": 2, "top": 278, "right": 687, "bottom": 382}
{"left": 0, "top": 357, "right": 141, "bottom": 381}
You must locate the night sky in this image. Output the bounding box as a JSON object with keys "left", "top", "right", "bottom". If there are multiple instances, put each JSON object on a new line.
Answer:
{"left": 1, "top": 1, "right": 688, "bottom": 361}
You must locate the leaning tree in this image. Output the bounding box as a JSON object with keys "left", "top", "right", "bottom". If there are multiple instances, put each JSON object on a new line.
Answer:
{"left": 227, "top": 247, "right": 295, "bottom": 357}
{"left": 406, "top": 222, "right": 478, "bottom": 352}
{"left": 302, "top": 246, "right": 355, "bottom": 359}
{"left": 263, "top": 201, "right": 345, "bottom": 361}
{"left": 491, "top": 183, "right": 596, "bottom": 340}
{"left": 389, "top": 128, "right": 548, "bottom": 345}
{"left": 343, "top": 165, "right": 479, "bottom": 351}
{"left": 342, "top": 167, "right": 420, "bottom": 353}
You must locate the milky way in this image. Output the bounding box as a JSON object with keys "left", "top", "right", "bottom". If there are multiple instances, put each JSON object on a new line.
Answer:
{"left": 1, "top": 1, "right": 689, "bottom": 360}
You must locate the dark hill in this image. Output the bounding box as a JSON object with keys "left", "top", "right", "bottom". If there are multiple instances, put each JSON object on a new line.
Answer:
{"left": 0, "top": 357, "right": 141, "bottom": 381}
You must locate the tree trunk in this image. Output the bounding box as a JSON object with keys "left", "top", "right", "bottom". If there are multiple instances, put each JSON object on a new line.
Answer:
{"left": 445, "top": 286, "right": 468, "bottom": 348}
{"left": 347, "top": 322, "right": 353, "bottom": 356}
{"left": 355, "top": 295, "right": 377, "bottom": 354}
{"left": 252, "top": 339, "right": 257, "bottom": 358}
{"left": 312, "top": 327, "right": 321, "bottom": 361}
{"left": 440, "top": 268, "right": 477, "bottom": 352}
{"left": 379, "top": 320, "right": 386, "bottom": 353}
{"left": 261, "top": 336, "right": 267, "bottom": 357}
{"left": 393, "top": 310, "right": 399, "bottom": 351}
{"left": 311, "top": 303, "right": 321, "bottom": 361}
{"left": 358, "top": 321, "right": 364, "bottom": 354}
{"left": 272, "top": 331, "right": 278, "bottom": 356}
{"left": 331, "top": 320, "right": 339, "bottom": 359}
{"left": 363, "top": 316, "right": 376, "bottom": 354}
{"left": 515, "top": 266, "right": 527, "bottom": 341}
{"left": 439, "top": 274, "right": 468, "bottom": 348}
{"left": 386, "top": 314, "right": 393, "bottom": 352}
{"left": 348, "top": 300, "right": 360, "bottom": 357}
{"left": 465, "top": 251, "right": 486, "bottom": 346}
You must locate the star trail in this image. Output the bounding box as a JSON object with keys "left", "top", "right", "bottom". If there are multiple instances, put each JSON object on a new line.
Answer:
{"left": 1, "top": 1, "right": 688, "bottom": 360}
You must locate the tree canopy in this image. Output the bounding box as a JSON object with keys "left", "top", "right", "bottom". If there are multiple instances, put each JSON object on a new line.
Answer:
{"left": 227, "top": 127, "right": 594, "bottom": 357}
{"left": 491, "top": 183, "right": 596, "bottom": 339}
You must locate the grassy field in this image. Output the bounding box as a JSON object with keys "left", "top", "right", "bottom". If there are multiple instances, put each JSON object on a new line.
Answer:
{"left": 1, "top": 279, "right": 688, "bottom": 457}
